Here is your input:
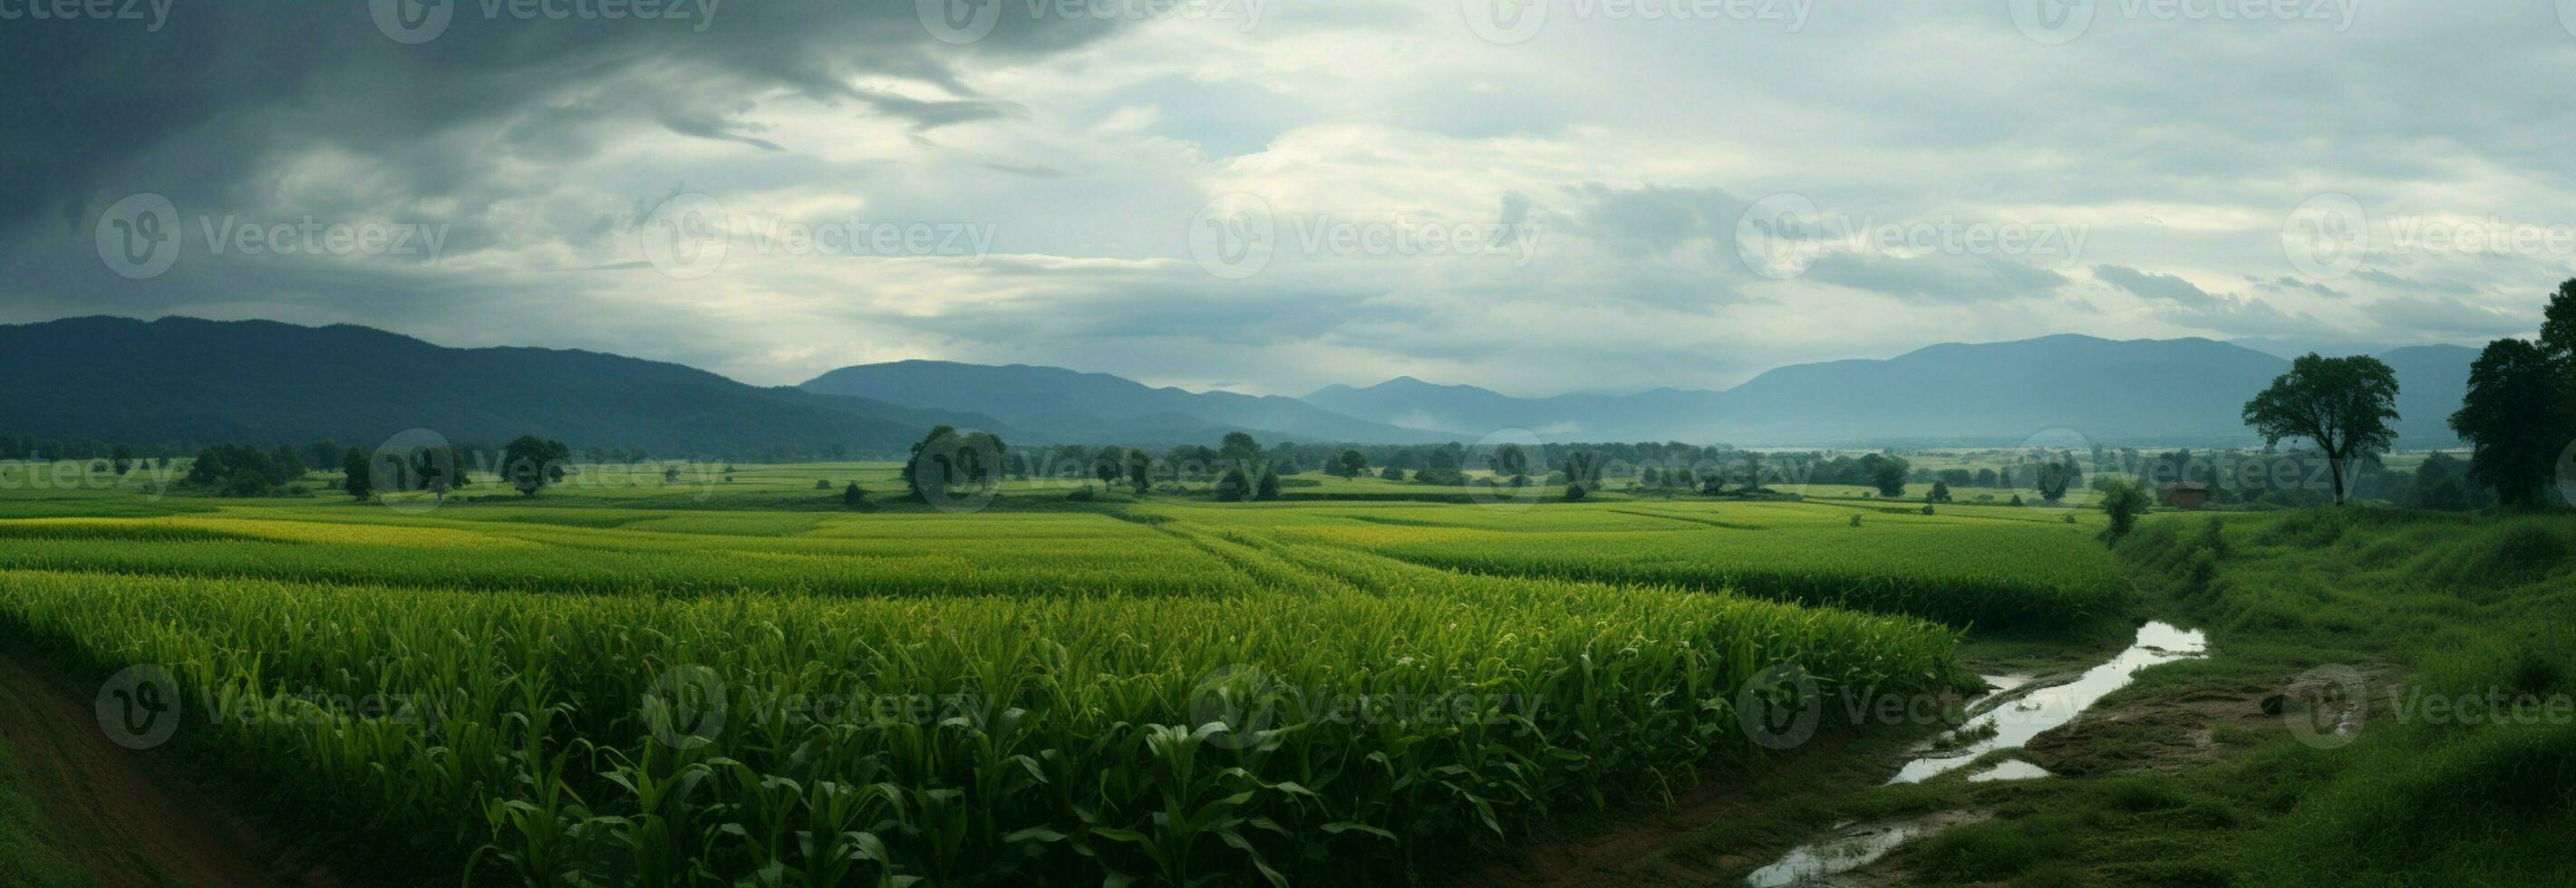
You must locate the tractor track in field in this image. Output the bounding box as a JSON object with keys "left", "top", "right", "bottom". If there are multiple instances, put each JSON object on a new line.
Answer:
{"left": 0, "top": 655, "right": 330, "bottom": 888}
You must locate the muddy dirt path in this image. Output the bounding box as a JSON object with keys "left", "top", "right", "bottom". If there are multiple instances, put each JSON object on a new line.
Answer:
{"left": 0, "top": 657, "right": 319, "bottom": 888}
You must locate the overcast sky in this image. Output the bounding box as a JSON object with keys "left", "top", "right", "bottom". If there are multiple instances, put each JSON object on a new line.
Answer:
{"left": 5, "top": 0, "right": 2571, "bottom": 396}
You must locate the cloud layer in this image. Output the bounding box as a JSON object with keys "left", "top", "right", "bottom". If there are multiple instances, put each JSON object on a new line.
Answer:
{"left": 6, "top": 1, "right": 2572, "bottom": 395}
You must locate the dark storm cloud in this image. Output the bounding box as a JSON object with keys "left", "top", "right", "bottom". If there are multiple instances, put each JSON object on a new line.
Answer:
{"left": 0, "top": 0, "right": 1117, "bottom": 242}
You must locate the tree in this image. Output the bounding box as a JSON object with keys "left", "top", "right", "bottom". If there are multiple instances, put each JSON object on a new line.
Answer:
{"left": 842, "top": 482, "right": 867, "bottom": 508}
{"left": 341, "top": 448, "right": 373, "bottom": 500}
{"left": 1094, "top": 446, "right": 1126, "bottom": 491}
{"left": 1380, "top": 466, "right": 1406, "bottom": 481}
{"left": 2449, "top": 337, "right": 2564, "bottom": 507}
{"left": 905, "top": 426, "right": 1003, "bottom": 501}
{"left": 1254, "top": 468, "right": 1282, "bottom": 501}
{"left": 1927, "top": 480, "right": 1952, "bottom": 503}
{"left": 1557, "top": 450, "right": 1605, "bottom": 499}
{"left": 306, "top": 439, "right": 342, "bottom": 472}
{"left": 111, "top": 443, "right": 134, "bottom": 475}
{"left": 1490, "top": 444, "right": 1530, "bottom": 481}
{"left": 1334, "top": 449, "right": 1369, "bottom": 478}
{"left": 1859, "top": 453, "right": 1909, "bottom": 497}
{"left": 270, "top": 445, "right": 307, "bottom": 480}
{"left": 2097, "top": 478, "right": 2152, "bottom": 545}
{"left": 1127, "top": 449, "right": 1152, "bottom": 494}
{"left": 2540, "top": 278, "right": 2576, "bottom": 364}
{"left": 500, "top": 435, "right": 571, "bottom": 497}
{"left": 1214, "top": 467, "right": 1254, "bottom": 502}
{"left": 2034, "top": 460, "right": 2076, "bottom": 503}
{"left": 2242, "top": 353, "right": 2401, "bottom": 505}
{"left": 1217, "top": 432, "right": 1262, "bottom": 476}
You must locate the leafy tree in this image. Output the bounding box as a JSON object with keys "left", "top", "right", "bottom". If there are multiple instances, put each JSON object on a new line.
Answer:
{"left": 341, "top": 448, "right": 373, "bottom": 500}
{"left": 269, "top": 444, "right": 306, "bottom": 480}
{"left": 1214, "top": 467, "right": 1253, "bottom": 502}
{"left": 1563, "top": 483, "right": 1587, "bottom": 501}
{"left": 2097, "top": 478, "right": 2152, "bottom": 545}
{"left": 1127, "top": 449, "right": 1152, "bottom": 494}
{"left": 2242, "top": 353, "right": 2401, "bottom": 505}
{"left": 1927, "top": 480, "right": 1952, "bottom": 503}
{"left": 500, "top": 435, "right": 572, "bottom": 497}
{"left": 1560, "top": 450, "right": 1603, "bottom": 489}
{"left": 185, "top": 444, "right": 302, "bottom": 497}
{"left": 1380, "top": 466, "right": 1406, "bottom": 481}
{"left": 2034, "top": 460, "right": 2076, "bottom": 503}
{"left": 1334, "top": 449, "right": 1369, "bottom": 478}
{"left": 1095, "top": 446, "right": 1127, "bottom": 491}
{"left": 306, "top": 439, "right": 342, "bottom": 472}
{"left": 2449, "top": 337, "right": 2564, "bottom": 507}
{"left": 1254, "top": 468, "right": 1282, "bottom": 501}
{"left": 1490, "top": 444, "right": 1530, "bottom": 480}
{"left": 842, "top": 482, "right": 867, "bottom": 508}
{"left": 111, "top": 444, "right": 134, "bottom": 475}
{"left": 1858, "top": 453, "right": 1910, "bottom": 497}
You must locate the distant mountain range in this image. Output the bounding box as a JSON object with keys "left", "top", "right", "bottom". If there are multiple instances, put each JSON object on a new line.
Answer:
{"left": 799, "top": 362, "right": 1452, "bottom": 447}
{"left": 1304, "top": 334, "right": 2479, "bottom": 448}
{"left": 0, "top": 316, "right": 1012, "bottom": 456}
{"left": 0, "top": 317, "right": 2481, "bottom": 453}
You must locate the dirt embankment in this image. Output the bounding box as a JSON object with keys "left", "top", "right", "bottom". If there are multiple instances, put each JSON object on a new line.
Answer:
{"left": 0, "top": 657, "right": 330, "bottom": 888}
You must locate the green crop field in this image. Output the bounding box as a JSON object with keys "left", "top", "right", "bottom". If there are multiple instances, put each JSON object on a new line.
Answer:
{"left": 0, "top": 461, "right": 2135, "bottom": 886}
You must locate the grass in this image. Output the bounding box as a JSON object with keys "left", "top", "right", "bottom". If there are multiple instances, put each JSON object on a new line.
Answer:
{"left": 1683, "top": 507, "right": 2576, "bottom": 888}
{"left": 12, "top": 460, "right": 2550, "bottom": 885}
{"left": 0, "top": 731, "right": 86, "bottom": 888}
{"left": 0, "top": 463, "right": 2047, "bottom": 886}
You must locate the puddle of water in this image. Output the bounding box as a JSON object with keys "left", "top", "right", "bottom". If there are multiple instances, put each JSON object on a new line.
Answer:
{"left": 1966, "top": 759, "right": 2052, "bottom": 782}
{"left": 1744, "top": 812, "right": 1989, "bottom": 888}
{"left": 1965, "top": 673, "right": 2032, "bottom": 711}
{"left": 1888, "top": 622, "right": 2207, "bottom": 785}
